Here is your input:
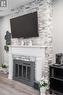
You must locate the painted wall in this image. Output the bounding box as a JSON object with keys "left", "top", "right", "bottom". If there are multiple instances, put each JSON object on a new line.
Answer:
{"left": 53, "top": 1, "right": 63, "bottom": 54}
{"left": 0, "top": 16, "right": 11, "bottom": 65}
{"left": 0, "top": 18, "right": 3, "bottom": 64}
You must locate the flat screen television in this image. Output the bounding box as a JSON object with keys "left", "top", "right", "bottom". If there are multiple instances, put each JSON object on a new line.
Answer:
{"left": 10, "top": 11, "right": 39, "bottom": 38}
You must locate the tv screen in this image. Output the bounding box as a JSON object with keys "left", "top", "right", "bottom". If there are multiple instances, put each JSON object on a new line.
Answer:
{"left": 10, "top": 12, "right": 39, "bottom": 38}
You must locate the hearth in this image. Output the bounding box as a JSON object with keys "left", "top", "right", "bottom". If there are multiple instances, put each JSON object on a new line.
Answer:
{"left": 13, "top": 59, "right": 35, "bottom": 86}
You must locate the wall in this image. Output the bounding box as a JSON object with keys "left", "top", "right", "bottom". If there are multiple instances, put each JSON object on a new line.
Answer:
{"left": 0, "top": 16, "right": 11, "bottom": 65}
{"left": 0, "top": 18, "right": 4, "bottom": 64}
{"left": 0, "top": 0, "right": 53, "bottom": 77}
{"left": 53, "top": 1, "right": 63, "bottom": 55}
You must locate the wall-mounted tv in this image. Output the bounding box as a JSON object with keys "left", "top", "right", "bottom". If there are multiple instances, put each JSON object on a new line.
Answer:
{"left": 10, "top": 11, "right": 39, "bottom": 38}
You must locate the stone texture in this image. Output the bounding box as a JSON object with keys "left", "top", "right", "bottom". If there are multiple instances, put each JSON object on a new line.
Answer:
{"left": 8, "top": 0, "right": 53, "bottom": 79}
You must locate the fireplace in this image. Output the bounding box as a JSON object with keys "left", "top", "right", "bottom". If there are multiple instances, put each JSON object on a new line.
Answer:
{"left": 13, "top": 57, "right": 35, "bottom": 86}
{"left": 8, "top": 45, "right": 46, "bottom": 87}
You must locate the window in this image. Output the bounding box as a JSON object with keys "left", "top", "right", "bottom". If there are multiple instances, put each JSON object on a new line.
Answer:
{"left": 0, "top": 0, "right": 7, "bottom": 7}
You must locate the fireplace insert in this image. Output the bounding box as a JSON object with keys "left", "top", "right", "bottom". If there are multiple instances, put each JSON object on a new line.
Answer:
{"left": 13, "top": 59, "right": 35, "bottom": 87}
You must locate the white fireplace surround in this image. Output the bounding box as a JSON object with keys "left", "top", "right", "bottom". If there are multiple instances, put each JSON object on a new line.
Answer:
{"left": 8, "top": 45, "right": 46, "bottom": 81}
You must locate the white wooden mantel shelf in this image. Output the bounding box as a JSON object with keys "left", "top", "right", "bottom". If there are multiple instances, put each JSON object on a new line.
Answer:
{"left": 10, "top": 45, "right": 47, "bottom": 48}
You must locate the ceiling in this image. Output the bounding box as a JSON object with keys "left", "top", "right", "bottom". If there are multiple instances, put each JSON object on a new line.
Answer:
{"left": 0, "top": 0, "right": 63, "bottom": 17}
{"left": 0, "top": 0, "right": 30, "bottom": 16}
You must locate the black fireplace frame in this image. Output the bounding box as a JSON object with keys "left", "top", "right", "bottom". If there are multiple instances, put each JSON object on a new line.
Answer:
{"left": 13, "top": 59, "right": 35, "bottom": 87}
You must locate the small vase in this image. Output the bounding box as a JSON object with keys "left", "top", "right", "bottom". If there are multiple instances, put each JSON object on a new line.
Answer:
{"left": 40, "top": 87, "right": 46, "bottom": 95}
{"left": 28, "top": 40, "right": 32, "bottom": 46}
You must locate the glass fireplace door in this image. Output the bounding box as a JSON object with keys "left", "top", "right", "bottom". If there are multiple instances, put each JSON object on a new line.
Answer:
{"left": 13, "top": 59, "right": 35, "bottom": 86}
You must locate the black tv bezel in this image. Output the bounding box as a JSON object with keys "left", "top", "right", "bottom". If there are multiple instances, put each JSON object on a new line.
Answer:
{"left": 10, "top": 11, "right": 39, "bottom": 39}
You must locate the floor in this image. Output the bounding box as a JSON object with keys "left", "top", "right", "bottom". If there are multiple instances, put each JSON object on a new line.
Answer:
{"left": 0, "top": 81, "right": 57, "bottom": 95}
{"left": 0, "top": 82, "right": 29, "bottom": 95}
{"left": 0, "top": 72, "right": 39, "bottom": 95}
{"left": 0, "top": 72, "right": 57, "bottom": 95}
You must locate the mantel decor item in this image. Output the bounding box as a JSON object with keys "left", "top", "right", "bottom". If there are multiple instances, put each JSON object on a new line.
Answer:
{"left": 5, "top": 31, "right": 11, "bottom": 45}
{"left": 28, "top": 40, "right": 32, "bottom": 46}
{"left": 4, "top": 31, "right": 11, "bottom": 52}
{"left": 4, "top": 45, "right": 9, "bottom": 52}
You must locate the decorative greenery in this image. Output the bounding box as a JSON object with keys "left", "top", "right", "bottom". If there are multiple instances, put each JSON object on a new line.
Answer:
{"left": 0, "top": 64, "right": 7, "bottom": 68}
{"left": 4, "top": 45, "right": 9, "bottom": 52}
{"left": 4, "top": 31, "right": 11, "bottom": 52}
{"left": 38, "top": 77, "right": 48, "bottom": 88}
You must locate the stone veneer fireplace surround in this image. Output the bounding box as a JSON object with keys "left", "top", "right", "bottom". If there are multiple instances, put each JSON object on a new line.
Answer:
{"left": 8, "top": 45, "right": 46, "bottom": 86}
{"left": 2, "top": 0, "right": 53, "bottom": 88}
